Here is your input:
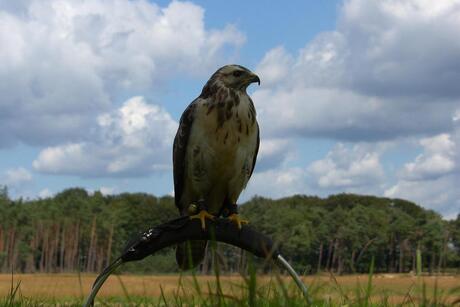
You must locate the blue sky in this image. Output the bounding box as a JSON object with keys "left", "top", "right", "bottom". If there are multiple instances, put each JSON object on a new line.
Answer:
{"left": 1, "top": 0, "right": 459, "bottom": 218}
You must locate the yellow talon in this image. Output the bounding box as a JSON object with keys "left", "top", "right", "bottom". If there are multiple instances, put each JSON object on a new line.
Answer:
{"left": 228, "top": 214, "right": 248, "bottom": 229}
{"left": 190, "top": 210, "right": 215, "bottom": 230}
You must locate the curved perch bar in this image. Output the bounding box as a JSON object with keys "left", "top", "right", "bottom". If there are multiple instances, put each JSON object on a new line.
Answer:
{"left": 84, "top": 216, "right": 310, "bottom": 306}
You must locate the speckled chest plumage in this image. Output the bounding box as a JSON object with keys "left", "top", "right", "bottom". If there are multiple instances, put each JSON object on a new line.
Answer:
{"left": 180, "top": 90, "right": 259, "bottom": 215}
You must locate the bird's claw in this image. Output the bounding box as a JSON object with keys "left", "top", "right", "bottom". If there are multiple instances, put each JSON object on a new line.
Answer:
{"left": 190, "top": 210, "right": 215, "bottom": 230}
{"left": 227, "top": 214, "right": 248, "bottom": 229}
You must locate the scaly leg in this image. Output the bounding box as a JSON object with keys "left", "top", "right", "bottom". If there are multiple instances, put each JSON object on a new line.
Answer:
{"left": 189, "top": 199, "right": 215, "bottom": 230}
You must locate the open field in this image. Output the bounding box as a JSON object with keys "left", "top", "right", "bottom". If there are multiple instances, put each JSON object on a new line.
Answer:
{"left": 1, "top": 273, "right": 460, "bottom": 306}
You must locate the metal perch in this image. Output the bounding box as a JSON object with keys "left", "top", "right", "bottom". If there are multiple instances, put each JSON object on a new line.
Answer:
{"left": 84, "top": 216, "right": 310, "bottom": 306}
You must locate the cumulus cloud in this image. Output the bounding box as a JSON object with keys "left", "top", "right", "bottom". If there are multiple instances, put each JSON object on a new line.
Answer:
{"left": 0, "top": 167, "right": 33, "bottom": 197}
{"left": 1, "top": 167, "right": 33, "bottom": 186}
{"left": 247, "top": 0, "right": 460, "bottom": 216}
{"left": 33, "top": 96, "right": 177, "bottom": 177}
{"left": 308, "top": 143, "right": 384, "bottom": 191}
{"left": 254, "top": 87, "right": 451, "bottom": 141}
{"left": 242, "top": 167, "right": 309, "bottom": 200}
{"left": 38, "top": 188, "right": 53, "bottom": 198}
{"left": 385, "top": 174, "right": 460, "bottom": 219}
{"left": 243, "top": 142, "right": 386, "bottom": 200}
{"left": 255, "top": 138, "right": 294, "bottom": 172}
{"left": 339, "top": 0, "right": 460, "bottom": 98}
{"left": 385, "top": 114, "right": 460, "bottom": 217}
{"left": 254, "top": 0, "right": 460, "bottom": 141}
{"left": 2, "top": 0, "right": 460, "bottom": 219}
{"left": 0, "top": 0, "right": 244, "bottom": 147}
{"left": 256, "top": 46, "right": 294, "bottom": 87}
{"left": 99, "top": 186, "right": 116, "bottom": 196}
{"left": 400, "top": 134, "right": 455, "bottom": 181}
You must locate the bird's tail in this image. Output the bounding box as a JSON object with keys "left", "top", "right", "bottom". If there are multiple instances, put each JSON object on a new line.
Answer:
{"left": 176, "top": 240, "right": 207, "bottom": 270}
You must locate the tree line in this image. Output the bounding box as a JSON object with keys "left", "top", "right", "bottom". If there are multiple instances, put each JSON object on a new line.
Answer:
{"left": 0, "top": 186, "right": 459, "bottom": 274}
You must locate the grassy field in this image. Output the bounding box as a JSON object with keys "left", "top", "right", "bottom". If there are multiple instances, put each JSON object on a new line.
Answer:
{"left": 1, "top": 272, "right": 460, "bottom": 306}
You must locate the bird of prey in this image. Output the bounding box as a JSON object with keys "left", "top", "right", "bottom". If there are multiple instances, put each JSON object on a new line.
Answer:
{"left": 173, "top": 64, "right": 260, "bottom": 269}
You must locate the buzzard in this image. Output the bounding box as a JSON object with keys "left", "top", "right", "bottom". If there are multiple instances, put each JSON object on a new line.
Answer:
{"left": 173, "top": 65, "right": 260, "bottom": 269}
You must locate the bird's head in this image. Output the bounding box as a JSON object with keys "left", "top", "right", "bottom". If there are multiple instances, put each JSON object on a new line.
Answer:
{"left": 211, "top": 65, "right": 260, "bottom": 91}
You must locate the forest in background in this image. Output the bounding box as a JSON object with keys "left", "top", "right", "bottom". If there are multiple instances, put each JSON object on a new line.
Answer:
{"left": 0, "top": 186, "right": 459, "bottom": 275}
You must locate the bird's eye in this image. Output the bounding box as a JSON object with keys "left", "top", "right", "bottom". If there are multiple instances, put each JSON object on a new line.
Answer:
{"left": 232, "top": 70, "right": 243, "bottom": 77}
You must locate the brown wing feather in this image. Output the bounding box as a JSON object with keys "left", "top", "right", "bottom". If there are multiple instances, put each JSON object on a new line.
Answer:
{"left": 173, "top": 99, "right": 197, "bottom": 211}
{"left": 248, "top": 122, "right": 260, "bottom": 179}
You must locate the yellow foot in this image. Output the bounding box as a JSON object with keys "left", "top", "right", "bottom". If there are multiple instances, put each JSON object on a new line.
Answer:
{"left": 228, "top": 214, "right": 248, "bottom": 229}
{"left": 190, "top": 210, "right": 215, "bottom": 230}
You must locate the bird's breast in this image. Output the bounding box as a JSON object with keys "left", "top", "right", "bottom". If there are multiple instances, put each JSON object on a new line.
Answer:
{"left": 184, "top": 93, "right": 258, "bottom": 208}
{"left": 196, "top": 93, "right": 257, "bottom": 152}
{"left": 187, "top": 93, "right": 257, "bottom": 180}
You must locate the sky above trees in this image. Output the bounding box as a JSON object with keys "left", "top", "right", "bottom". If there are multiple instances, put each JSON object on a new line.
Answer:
{"left": 0, "top": 0, "right": 459, "bottom": 218}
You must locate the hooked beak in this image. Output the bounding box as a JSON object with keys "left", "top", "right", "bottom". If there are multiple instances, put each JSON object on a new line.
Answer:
{"left": 249, "top": 74, "right": 260, "bottom": 86}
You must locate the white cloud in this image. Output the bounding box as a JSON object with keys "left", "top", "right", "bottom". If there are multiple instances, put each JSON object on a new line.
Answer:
{"left": 255, "top": 138, "right": 294, "bottom": 171}
{"left": 256, "top": 46, "right": 294, "bottom": 86}
{"left": 339, "top": 0, "right": 460, "bottom": 98}
{"left": 385, "top": 116, "right": 460, "bottom": 217}
{"left": 308, "top": 143, "right": 384, "bottom": 190}
{"left": 242, "top": 167, "right": 309, "bottom": 200}
{"left": 254, "top": 0, "right": 460, "bottom": 141}
{"left": 400, "top": 134, "right": 455, "bottom": 181}
{"left": 2, "top": 0, "right": 459, "bottom": 220}
{"left": 2, "top": 167, "right": 33, "bottom": 186}
{"left": 243, "top": 142, "right": 386, "bottom": 200}
{"left": 0, "top": 0, "right": 244, "bottom": 147}
{"left": 99, "top": 186, "right": 116, "bottom": 196}
{"left": 38, "top": 188, "right": 53, "bottom": 198}
{"left": 33, "top": 96, "right": 177, "bottom": 177}
{"left": 385, "top": 174, "right": 460, "bottom": 219}
{"left": 254, "top": 87, "right": 431, "bottom": 141}
{"left": 0, "top": 167, "right": 33, "bottom": 198}
{"left": 247, "top": 0, "right": 460, "bottom": 217}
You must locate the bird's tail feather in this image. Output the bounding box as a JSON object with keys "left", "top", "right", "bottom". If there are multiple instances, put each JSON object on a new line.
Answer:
{"left": 176, "top": 240, "right": 207, "bottom": 270}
